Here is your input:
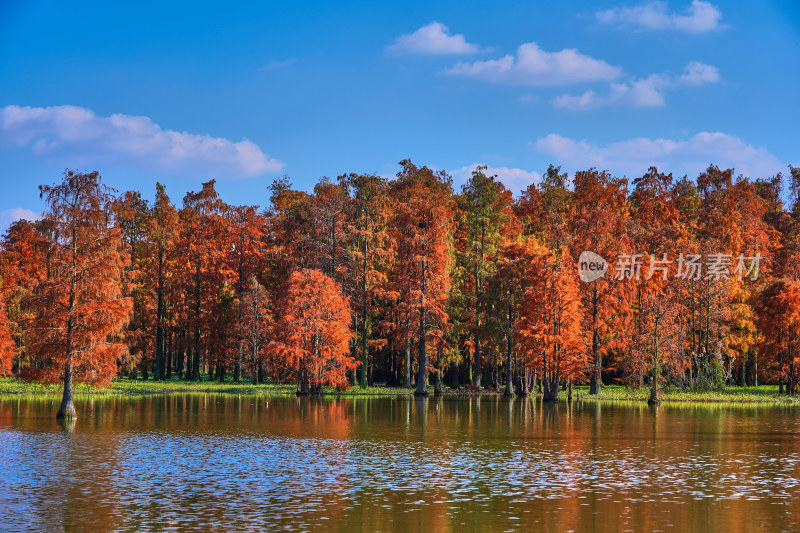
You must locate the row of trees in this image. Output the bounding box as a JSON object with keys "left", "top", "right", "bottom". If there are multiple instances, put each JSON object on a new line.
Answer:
{"left": 2, "top": 161, "right": 800, "bottom": 416}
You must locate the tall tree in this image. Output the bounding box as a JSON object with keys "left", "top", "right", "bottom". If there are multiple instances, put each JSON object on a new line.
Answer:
{"left": 177, "top": 180, "right": 233, "bottom": 380}
{"left": 516, "top": 244, "right": 584, "bottom": 401}
{"left": 0, "top": 296, "right": 14, "bottom": 376}
{"left": 456, "top": 166, "right": 513, "bottom": 388}
{"left": 341, "top": 173, "right": 394, "bottom": 388}
{"left": 237, "top": 276, "right": 272, "bottom": 384}
{"left": 570, "top": 168, "right": 631, "bottom": 394}
{"left": 271, "top": 269, "right": 356, "bottom": 394}
{"left": 390, "top": 160, "right": 455, "bottom": 396}
{"left": 28, "top": 171, "right": 132, "bottom": 418}
{"left": 147, "top": 183, "right": 178, "bottom": 380}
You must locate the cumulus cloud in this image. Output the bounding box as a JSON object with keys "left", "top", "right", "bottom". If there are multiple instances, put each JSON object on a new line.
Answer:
{"left": 451, "top": 163, "right": 541, "bottom": 194}
{"left": 678, "top": 60, "right": 720, "bottom": 85}
{"left": 553, "top": 61, "right": 719, "bottom": 110}
{"left": 533, "top": 132, "right": 784, "bottom": 178}
{"left": 444, "top": 42, "right": 622, "bottom": 86}
{"left": 0, "top": 207, "right": 39, "bottom": 230}
{"left": 596, "top": 0, "right": 725, "bottom": 33}
{"left": 0, "top": 105, "right": 284, "bottom": 178}
{"left": 387, "top": 22, "right": 481, "bottom": 55}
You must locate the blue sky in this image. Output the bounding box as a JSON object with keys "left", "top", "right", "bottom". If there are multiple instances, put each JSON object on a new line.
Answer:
{"left": 1, "top": 0, "right": 798, "bottom": 227}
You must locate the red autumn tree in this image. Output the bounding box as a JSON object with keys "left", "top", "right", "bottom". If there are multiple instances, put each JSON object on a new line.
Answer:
{"left": 271, "top": 269, "right": 356, "bottom": 394}
{"left": 390, "top": 160, "right": 455, "bottom": 396}
{"left": 227, "top": 205, "right": 268, "bottom": 381}
{"left": 570, "top": 168, "right": 631, "bottom": 394}
{"left": 0, "top": 297, "right": 14, "bottom": 376}
{"left": 484, "top": 237, "right": 537, "bottom": 397}
{"left": 341, "top": 173, "right": 395, "bottom": 388}
{"left": 625, "top": 167, "right": 688, "bottom": 400}
{"left": 756, "top": 279, "right": 800, "bottom": 394}
{"left": 176, "top": 180, "right": 234, "bottom": 380}
{"left": 147, "top": 183, "right": 179, "bottom": 380}
{"left": 237, "top": 276, "right": 272, "bottom": 385}
{"left": 515, "top": 244, "right": 585, "bottom": 401}
{"left": 28, "top": 171, "right": 132, "bottom": 419}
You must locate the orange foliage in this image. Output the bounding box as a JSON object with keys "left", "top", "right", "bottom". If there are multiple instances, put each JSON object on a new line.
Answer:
{"left": 0, "top": 299, "right": 14, "bottom": 376}
{"left": 26, "top": 171, "right": 132, "bottom": 387}
{"left": 271, "top": 269, "right": 357, "bottom": 394}
{"left": 515, "top": 243, "right": 585, "bottom": 401}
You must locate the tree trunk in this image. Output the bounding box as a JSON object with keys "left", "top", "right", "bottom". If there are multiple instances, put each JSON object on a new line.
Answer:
{"left": 57, "top": 360, "right": 76, "bottom": 419}
{"left": 155, "top": 247, "right": 165, "bottom": 380}
{"left": 542, "top": 376, "right": 559, "bottom": 402}
{"left": 589, "top": 288, "right": 602, "bottom": 394}
{"left": 415, "top": 315, "right": 428, "bottom": 396}
{"left": 473, "top": 338, "right": 482, "bottom": 388}
{"left": 515, "top": 367, "right": 530, "bottom": 398}
{"left": 192, "top": 350, "right": 200, "bottom": 382}
{"left": 404, "top": 335, "right": 411, "bottom": 389}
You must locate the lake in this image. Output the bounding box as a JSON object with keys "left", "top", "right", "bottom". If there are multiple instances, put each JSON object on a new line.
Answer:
{"left": 1, "top": 395, "right": 799, "bottom": 532}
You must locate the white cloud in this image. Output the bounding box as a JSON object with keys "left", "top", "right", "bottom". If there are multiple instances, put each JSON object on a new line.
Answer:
{"left": 596, "top": 0, "right": 724, "bottom": 33}
{"left": 678, "top": 60, "right": 720, "bottom": 85}
{"left": 0, "top": 207, "right": 38, "bottom": 230}
{"left": 553, "top": 61, "right": 719, "bottom": 110}
{"left": 0, "top": 105, "right": 284, "bottom": 178}
{"left": 533, "top": 132, "right": 784, "bottom": 178}
{"left": 444, "top": 42, "right": 623, "bottom": 86}
{"left": 387, "top": 22, "right": 481, "bottom": 55}
{"left": 451, "top": 163, "right": 541, "bottom": 194}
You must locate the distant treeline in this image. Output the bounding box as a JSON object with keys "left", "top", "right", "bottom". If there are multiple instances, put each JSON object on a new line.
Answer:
{"left": 1, "top": 161, "right": 799, "bottom": 410}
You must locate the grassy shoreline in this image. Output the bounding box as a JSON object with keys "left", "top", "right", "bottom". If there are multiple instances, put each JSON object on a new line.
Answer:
{"left": 1, "top": 377, "right": 799, "bottom": 404}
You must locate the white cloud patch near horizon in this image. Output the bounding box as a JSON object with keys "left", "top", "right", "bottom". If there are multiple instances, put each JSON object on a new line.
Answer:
{"left": 0, "top": 207, "right": 38, "bottom": 231}
{"left": 450, "top": 163, "right": 542, "bottom": 195}
{"left": 444, "top": 42, "right": 623, "bottom": 86}
{"left": 533, "top": 132, "right": 784, "bottom": 179}
{"left": 596, "top": 0, "right": 725, "bottom": 33}
{"left": 387, "top": 22, "right": 482, "bottom": 55}
{"left": 552, "top": 61, "right": 719, "bottom": 110}
{"left": 0, "top": 105, "right": 284, "bottom": 178}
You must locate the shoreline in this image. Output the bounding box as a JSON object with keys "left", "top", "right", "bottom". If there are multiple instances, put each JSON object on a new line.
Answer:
{"left": 1, "top": 378, "right": 799, "bottom": 404}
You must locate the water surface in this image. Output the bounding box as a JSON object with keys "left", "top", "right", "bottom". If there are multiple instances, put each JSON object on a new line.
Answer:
{"left": 1, "top": 395, "right": 799, "bottom": 532}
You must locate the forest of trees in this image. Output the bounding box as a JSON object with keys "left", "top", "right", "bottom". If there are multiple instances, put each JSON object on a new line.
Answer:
{"left": 2, "top": 161, "right": 800, "bottom": 414}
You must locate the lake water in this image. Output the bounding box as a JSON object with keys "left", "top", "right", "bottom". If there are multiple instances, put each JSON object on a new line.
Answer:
{"left": 1, "top": 395, "right": 799, "bottom": 532}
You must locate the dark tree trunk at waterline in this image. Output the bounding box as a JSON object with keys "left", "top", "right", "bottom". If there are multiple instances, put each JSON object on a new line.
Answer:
{"left": 542, "top": 377, "right": 559, "bottom": 403}
{"left": 56, "top": 361, "right": 76, "bottom": 419}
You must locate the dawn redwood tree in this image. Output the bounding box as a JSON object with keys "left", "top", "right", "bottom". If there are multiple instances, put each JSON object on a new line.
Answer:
{"left": 29, "top": 171, "right": 132, "bottom": 419}
{"left": 756, "top": 279, "right": 800, "bottom": 394}
{"left": 227, "top": 205, "right": 268, "bottom": 381}
{"left": 237, "top": 276, "right": 272, "bottom": 385}
{"left": 147, "top": 183, "right": 178, "bottom": 380}
{"left": 0, "top": 297, "right": 14, "bottom": 376}
{"left": 515, "top": 244, "right": 584, "bottom": 402}
{"left": 456, "top": 166, "right": 513, "bottom": 388}
{"left": 390, "top": 160, "right": 455, "bottom": 396}
{"left": 272, "top": 269, "right": 356, "bottom": 394}
{"left": 570, "top": 169, "right": 631, "bottom": 395}
{"left": 341, "top": 173, "right": 395, "bottom": 388}
{"left": 114, "top": 190, "right": 150, "bottom": 377}
{"left": 633, "top": 290, "right": 686, "bottom": 404}
{"left": 484, "top": 237, "right": 536, "bottom": 396}
{"left": 308, "top": 177, "right": 351, "bottom": 284}
{"left": 0, "top": 220, "right": 49, "bottom": 371}
{"left": 177, "top": 180, "right": 233, "bottom": 380}
{"left": 624, "top": 167, "right": 687, "bottom": 393}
